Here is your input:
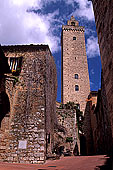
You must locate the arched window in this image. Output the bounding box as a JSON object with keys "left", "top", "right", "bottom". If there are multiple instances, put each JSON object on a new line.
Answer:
{"left": 71, "top": 22, "right": 75, "bottom": 26}
{"left": 75, "top": 74, "right": 78, "bottom": 79}
{"left": 76, "top": 103, "right": 80, "bottom": 110}
{"left": 75, "top": 85, "right": 79, "bottom": 91}
{"left": 73, "top": 37, "right": 76, "bottom": 40}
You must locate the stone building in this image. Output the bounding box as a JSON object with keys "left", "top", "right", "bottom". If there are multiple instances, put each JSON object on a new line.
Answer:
{"left": 0, "top": 44, "right": 57, "bottom": 164}
{"left": 54, "top": 102, "right": 81, "bottom": 155}
{"left": 91, "top": 0, "right": 113, "bottom": 152}
{"left": 83, "top": 73, "right": 112, "bottom": 155}
{"left": 61, "top": 16, "right": 90, "bottom": 113}
{"left": 83, "top": 91, "right": 98, "bottom": 155}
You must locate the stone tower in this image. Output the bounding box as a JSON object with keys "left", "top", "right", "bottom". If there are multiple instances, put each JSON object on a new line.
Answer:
{"left": 61, "top": 16, "right": 90, "bottom": 113}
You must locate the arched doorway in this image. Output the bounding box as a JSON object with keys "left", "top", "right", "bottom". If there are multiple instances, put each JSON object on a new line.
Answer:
{"left": 0, "top": 92, "right": 10, "bottom": 127}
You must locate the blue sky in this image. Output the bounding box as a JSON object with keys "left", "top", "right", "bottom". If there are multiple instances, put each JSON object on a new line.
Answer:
{"left": 0, "top": 0, "right": 101, "bottom": 102}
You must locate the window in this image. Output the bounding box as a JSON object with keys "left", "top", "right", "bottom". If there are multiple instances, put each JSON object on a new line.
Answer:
{"left": 73, "top": 37, "right": 76, "bottom": 40}
{"left": 71, "top": 22, "right": 75, "bottom": 26}
{"left": 75, "top": 57, "right": 76, "bottom": 60}
{"left": 75, "top": 74, "right": 78, "bottom": 79}
{"left": 75, "top": 85, "right": 79, "bottom": 91}
{"left": 10, "top": 57, "right": 22, "bottom": 76}
{"left": 46, "top": 133, "right": 50, "bottom": 144}
{"left": 76, "top": 104, "right": 80, "bottom": 110}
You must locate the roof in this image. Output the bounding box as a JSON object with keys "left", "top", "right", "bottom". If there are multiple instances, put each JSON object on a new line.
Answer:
{"left": 1, "top": 44, "right": 51, "bottom": 54}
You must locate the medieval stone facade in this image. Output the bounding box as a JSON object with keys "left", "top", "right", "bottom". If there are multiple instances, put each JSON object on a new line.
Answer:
{"left": 83, "top": 91, "right": 98, "bottom": 155}
{"left": 91, "top": 0, "right": 113, "bottom": 152}
{"left": 0, "top": 45, "right": 57, "bottom": 164}
{"left": 83, "top": 73, "right": 112, "bottom": 155}
{"left": 61, "top": 16, "right": 90, "bottom": 113}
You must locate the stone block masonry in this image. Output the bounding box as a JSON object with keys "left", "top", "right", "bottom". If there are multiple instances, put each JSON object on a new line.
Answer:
{"left": 0, "top": 45, "right": 57, "bottom": 164}
{"left": 56, "top": 108, "right": 79, "bottom": 153}
{"left": 61, "top": 16, "right": 90, "bottom": 114}
{"left": 92, "top": 0, "right": 113, "bottom": 153}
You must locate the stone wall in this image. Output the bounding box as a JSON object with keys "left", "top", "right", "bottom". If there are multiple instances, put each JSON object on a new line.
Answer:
{"left": 92, "top": 0, "right": 113, "bottom": 149}
{"left": 83, "top": 91, "right": 97, "bottom": 155}
{"left": 55, "top": 107, "right": 79, "bottom": 154}
{"left": 93, "top": 74, "right": 112, "bottom": 154}
{"left": 84, "top": 77, "right": 112, "bottom": 155}
{"left": 0, "top": 45, "right": 57, "bottom": 164}
{"left": 61, "top": 16, "right": 90, "bottom": 114}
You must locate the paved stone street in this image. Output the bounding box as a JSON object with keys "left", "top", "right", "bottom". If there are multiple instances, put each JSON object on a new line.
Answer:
{"left": 0, "top": 155, "right": 110, "bottom": 170}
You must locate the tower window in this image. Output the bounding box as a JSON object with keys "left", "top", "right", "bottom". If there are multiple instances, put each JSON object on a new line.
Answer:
{"left": 75, "top": 74, "right": 78, "bottom": 79}
{"left": 77, "top": 104, "right": 80, "bottom": 110}
{"left": 71, "top": 22, "right": 75, "bottom": 26}
{"left": 75, "top": 85, "right": 79, "bottom": 91}
{"left": 73, "top": 37, "right": 76, "bottom": 40}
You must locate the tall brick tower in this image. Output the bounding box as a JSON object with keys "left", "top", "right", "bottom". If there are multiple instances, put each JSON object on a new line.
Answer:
{"left": 61, "top": 16, "right": 90, "bottom": 113}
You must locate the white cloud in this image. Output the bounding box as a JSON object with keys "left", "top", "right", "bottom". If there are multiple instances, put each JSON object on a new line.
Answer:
{"left": 90, "top": 81, "right": 94, "bottom": 86}
{"left": 90, "top": 69, "right": 94, "bottom": 75}
{"left": 0, "top": 0, "right": 60, "bottom": 53}
{"left": 66, "top": 0, "right": 94, "bottom": 21}
{"left": 85, "top": 28, "right": 96, "bottom": 35}
{"left": 86, "top": 36, "right": 100, "bottom": 58}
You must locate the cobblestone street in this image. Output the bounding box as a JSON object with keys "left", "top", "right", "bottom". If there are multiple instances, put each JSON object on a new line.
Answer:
{"left": 0, "top": 155, "right": 111, "bottom": 170}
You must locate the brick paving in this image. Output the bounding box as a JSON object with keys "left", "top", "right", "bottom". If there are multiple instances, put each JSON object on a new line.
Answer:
{"left": 0, "top": 155, "right": 109, "bottom": 170}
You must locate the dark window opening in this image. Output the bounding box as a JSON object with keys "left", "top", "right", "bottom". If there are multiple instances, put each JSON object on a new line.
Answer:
{"left": 76, "top": 104, "right": 80, "bottom": 110}
{"left": 75, "top": 74, "right": 78, "bottom": 79}
{"left": 0, "top": 47, "right": 10, "bottom": 74}
{"left": 0, "top": 92, "right": 10, "bottom": 127}
{"left": 47, "top": 133, "right": 50, "bottom": 144}
{"left": 75, "top": 85, "right": 79, "bottom": 91}
{"left": 73, "top": 37, "right": 76, "bottom": 40}
{"left": 75, "top": 57, "right": 76, "bottom": 60}
{"left": 71, "top": 22, "right": 75, "bottom": 26}
{"left": 10, "top": 57, "right": 23, "bottom": 76}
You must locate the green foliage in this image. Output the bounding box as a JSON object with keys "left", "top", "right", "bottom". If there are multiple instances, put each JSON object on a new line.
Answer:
{"left": 13, "top": 76, "right": 19, "bottom": 86}
{"left": 66, "top": 137, "right": 73, "bottom": 143}
{"left": 59, "top": 101, "right": 80, "bottom": 110}
{"left": 58, "top": 101, "right": 84, "bottom": 135}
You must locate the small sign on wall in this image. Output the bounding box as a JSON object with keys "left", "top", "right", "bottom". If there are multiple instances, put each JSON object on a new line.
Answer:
{"left": 18, "top": 140, "right": 27, "bottom": 149}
